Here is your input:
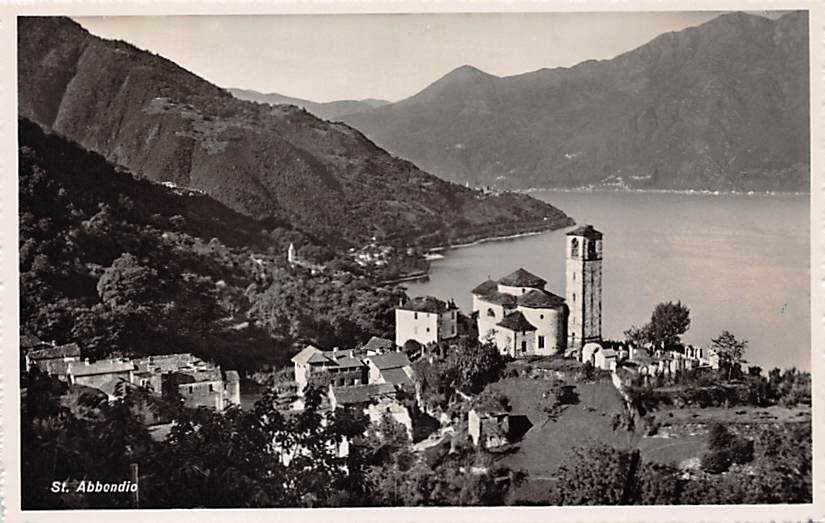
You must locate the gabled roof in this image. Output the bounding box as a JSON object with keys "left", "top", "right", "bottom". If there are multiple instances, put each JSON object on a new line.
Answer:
{"left": 291, "top": 345, "right": 330, "bottom": 365}
{"left": 29, "top": 343, "right": 81, "bottom": 360}
{"left": 366, "top": 351, "right": 411, "bottom": 370}
{"left": 362, "top": 336, "right": 395, "bottom": 353}
{"left": 398, "top": 296, "right": 454, "bottom": 314}
{"left": 517, "top": 289, "right": 566, "bottom": 309}
{"left": 333, "top": 356, "right": 366, "bottom": 369}
{"left": 69, "top": 359, "right": 134, "bottom": 377}
{"left": 566, "top": 225, "right": 603, "bottom": 240}
{"left": 471, "top": 279, "right": 498, "bottom": 296}
{"left": 497, "top": 311, "right": 537, "bottom": 332}
{"left": 380, "top": 367, "right": 415, "bottom": 387}
{"left": 477, "top": 291, "right": 518, "bottom": 307}
{"left": 497, "top": 268, "right": 546, "bottom": 288}
{"left": 330, "top": 383, "right": 397, "bottom": 405}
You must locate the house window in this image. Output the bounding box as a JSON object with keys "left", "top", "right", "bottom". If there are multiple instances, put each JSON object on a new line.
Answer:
{"left": 487, "top": 308, "right": 495, "bottom": 317}
{"left": 521, "top": 341, "right": 527, "bottom": 353}
{"left": 573, "top": 293, "right": 576, "bottom": 302}
{"left": 571, "top": 238, "right": 579, "bottom": 257}
{"left": 209, "top": 384, "right": 214, "bottom": 392}
{"left": 538, "top": 336, "right": 545, "bottom": 349}
{"left": 188, "top": 386, "right": 193, "bottom": 394}
{"left": 414, "top": 312, "right": 418, "bottom": 320}
{"left": 426, "top": 327, "right": 430, "bottom": 333}
{"left": 540, "top": 314, "right": 544, "bottom": 320}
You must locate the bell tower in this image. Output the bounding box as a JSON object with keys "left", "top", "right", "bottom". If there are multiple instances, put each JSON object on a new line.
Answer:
{"left": 565, "top": 225, "right": 603, "bottom": 351}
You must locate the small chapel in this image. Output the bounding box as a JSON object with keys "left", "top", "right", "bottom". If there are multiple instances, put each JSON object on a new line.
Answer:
{"left": 471, "top": 225, "right": 603, "bottom": 359}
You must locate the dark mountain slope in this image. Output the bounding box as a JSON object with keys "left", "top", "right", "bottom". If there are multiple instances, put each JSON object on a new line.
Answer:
{"left": 18, "top": 17, "right": 571, "bottom": 248}
{"left": 341, "top": 11, "right": 809, "bottom": 191}
{"left": 228, "top": 88, "right": 390, "bottom": 120}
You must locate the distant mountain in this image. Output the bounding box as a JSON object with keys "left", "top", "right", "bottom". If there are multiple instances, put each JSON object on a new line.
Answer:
{"left": 229, "top": 88, "right": 390, "bottom": 121}
{"left": 340, "top": 12, "right": 810, "bottom": 192}
{"left": 18, "top": 17, "right": 572, "bottom": 249}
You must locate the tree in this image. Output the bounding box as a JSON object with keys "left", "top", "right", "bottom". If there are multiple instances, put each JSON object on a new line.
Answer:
{"left": 710, "top": 330, "right": 747, "bottom": 381}
{"left": 445, "top": 339, "right": 507, "bottom": 395}
{"left": 548, "top": 445, "right": 640, "bottom": 505}
{"left": 646, "top": 301, "right": 690, "bottom": 348}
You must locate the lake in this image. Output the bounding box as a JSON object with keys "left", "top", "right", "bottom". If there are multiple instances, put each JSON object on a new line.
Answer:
{"left": 405, "top": 191, "right": 811, "bottom": 371}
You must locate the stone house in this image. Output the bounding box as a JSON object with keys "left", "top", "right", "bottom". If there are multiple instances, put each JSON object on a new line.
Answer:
{"left": 26, "top": 342, "right": 81, "bottom": 378}
{"left": 67, "top": 358, "right": 136, "bottom": 401}
{"left": 291, "top": 345, "right": 368, "bottom": 395}
{"left": 468, "top": 408, "right": 510, "bottom": 449}
{"left": 394, "top": 296, "right": 458, "bottom": 347}
{"left": 363, "top": 351, "right": 415, "bottom": 388}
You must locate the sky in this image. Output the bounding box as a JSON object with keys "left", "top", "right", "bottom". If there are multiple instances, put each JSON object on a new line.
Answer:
{"left": 73, "top": 11, "right": 777, "bottom": 103}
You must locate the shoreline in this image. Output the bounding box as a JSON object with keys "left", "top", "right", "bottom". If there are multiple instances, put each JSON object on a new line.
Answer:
{"left": 428, "top": 227, "right": 557, "bottom": 254}
{"left": 515, "top": 187, "right": 809, "bottom": 197}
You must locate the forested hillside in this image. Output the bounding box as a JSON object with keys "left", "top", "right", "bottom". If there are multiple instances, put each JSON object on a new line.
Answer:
{"left": 19, "top": 119, "right": 404, "bottom": 374}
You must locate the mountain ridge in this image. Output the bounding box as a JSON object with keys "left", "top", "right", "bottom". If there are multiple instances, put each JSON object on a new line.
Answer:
{"left": 228, "top": 88, "right": 391, "bottom": 120}
{"left": 339, "top": 11, "right": 809, "bottom": 192}
{"left": 18, "top": 16, "right": 573, "bottom": 249}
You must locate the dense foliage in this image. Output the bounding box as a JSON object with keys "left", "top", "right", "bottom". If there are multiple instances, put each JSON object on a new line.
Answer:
{"left": 22, "top": 370, "right": 523, "bottom": 508}
{"left": 542, "top": 423, "right": 811, "bottom": 505}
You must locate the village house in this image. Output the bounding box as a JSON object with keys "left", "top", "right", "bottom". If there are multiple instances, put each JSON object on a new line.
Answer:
{"left": 291, "top": 345, "right": 368, "bottom": 395}
{"left": 468, "top": 409, "right": 510, "bottom": 449}
{"left": 30, "top": 345, "right": 241, "bottom": 412}
{"left": 25, "top": 341, "right": 81, "bottom": 378}
{"left": 66, "top": 358, "right": 136, "bottom": 401}
{"left": 363, "top": 351, "right": 415, "bottom": 387}
{"left": 394, "top": 296, "right": 458, "bottom": 347}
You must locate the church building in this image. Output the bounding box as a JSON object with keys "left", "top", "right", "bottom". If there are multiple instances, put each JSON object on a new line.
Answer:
{"left": 471, "top": 224, "right": 604, "bottom": 359}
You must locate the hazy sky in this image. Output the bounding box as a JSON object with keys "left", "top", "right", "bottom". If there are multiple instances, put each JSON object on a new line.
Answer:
{"left": 74, "top": 11, "right": 758, "bottom": 102}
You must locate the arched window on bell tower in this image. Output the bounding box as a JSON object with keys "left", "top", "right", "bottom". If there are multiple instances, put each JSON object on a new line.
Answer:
{"left": 571, "top": 238, "right": 579, "bottom": 258}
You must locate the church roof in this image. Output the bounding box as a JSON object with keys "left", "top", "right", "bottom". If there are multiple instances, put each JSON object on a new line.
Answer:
{"left": 566, "top": 225, "right": 603, "bottom": 240}
{"left": 517, "top": 289, "right": 566, "bottom": 309}
{"left": 471, "top": 279, "right": 498, "bottom": 295}
{"left": 477, "top": 291, "right": 518, "bottom": 307}
{"left": 497, "top": 268, "right": 546, "bottom": 288}
{"left": 497, "top": 311, "right": 537, "bottom": 332}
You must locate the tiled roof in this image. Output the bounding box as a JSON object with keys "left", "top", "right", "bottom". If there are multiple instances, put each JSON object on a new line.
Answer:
{"left": 380, "top": 367, "right": 415, "bottom": 387}
{"left": 517, "top": 289, "right": 566, "bottom": 309}
{"left": 566, "top": 225, "right": 603, "bottom": 240}
{"left": 471, "top": 279, "right": 498, "bottom": 295}
{"left": 362, "top": 336, "right": 395, "bottom": 353}
{"left": 225, "top": 370, "right": 240, "bottom": 382}
{"left": 496, "top": 311, "right": 537, "bottom": 332}
{"left": 477, "top": 291, "right": 518, "bottom": 307}
{"left": 29, "top": 342, "right": 81, "bottom": 360}
{"left": 69, "top": 359, "right": 134, "bottom": 377}
{"left": 291, "top": 345, "right": 330, "bottom": 365}
{"left": 367, "top": 351, "right": 411, "bottom": 370}
{"left": 332, "top": 356, "right": 366, "bottom": 369}
{"left": 498, "top": 268, "right": 546, "bottom": 288}
{"left": 398, "top": 296, "right": 453, "bottom": 313}
{"left": 331, "top": 383, "right": 397, "bottom": 405}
